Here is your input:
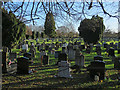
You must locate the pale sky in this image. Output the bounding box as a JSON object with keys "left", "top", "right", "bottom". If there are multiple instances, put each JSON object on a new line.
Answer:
{"left": 6, "top": 1, "right": 119, "bottom": 33}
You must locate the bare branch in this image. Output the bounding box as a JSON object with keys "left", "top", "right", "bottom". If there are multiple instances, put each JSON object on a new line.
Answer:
{"left": 34, "top": 1, "right": 40, "bottom": 17}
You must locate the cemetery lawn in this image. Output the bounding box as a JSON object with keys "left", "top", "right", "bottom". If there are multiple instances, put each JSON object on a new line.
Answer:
{"left": 2, "top": 39, "right": 120, "bottom": 89}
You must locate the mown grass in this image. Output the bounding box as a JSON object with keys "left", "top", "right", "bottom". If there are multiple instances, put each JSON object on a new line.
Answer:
{"left": 2, "top": 39, "right": 120, "bottom": 89}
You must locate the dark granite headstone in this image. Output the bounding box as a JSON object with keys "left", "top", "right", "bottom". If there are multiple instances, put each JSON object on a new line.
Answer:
{"left": 58, "top": 53, "right": 67, "bottom": 63}
{"left": 87, "top": 60, "right": 105, "bottom": 80}
{"left": 43, "top": 55, "right": 49, "bottom": 65}
{"left": 118, "top": 49, "right": 120, "bottom": 54}
{"left": 108, "top": 48, "right": 115, "bottom": 57}
{"left": 114, "top": 57, "right": 120, "bottom": 69}
{"left": 2, "top": 52, "right": 7, "bottom": 73}
{"left": 17, "top": 57, "right": 29, "bottom": 74}
{"left": 104, "top": 43, "right": 108, "bottom": 48}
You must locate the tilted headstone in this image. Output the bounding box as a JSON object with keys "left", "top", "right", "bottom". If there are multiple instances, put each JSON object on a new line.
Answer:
{"left": 58, "top": 61, "right": 72, "bottom": 78}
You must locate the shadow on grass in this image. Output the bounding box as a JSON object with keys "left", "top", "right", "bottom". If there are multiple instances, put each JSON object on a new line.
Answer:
{"left": 86, "top": 81, "right": 120, "bottom": 88}
{"left": 2, "top": 71, "right": 93, "bottom": 88}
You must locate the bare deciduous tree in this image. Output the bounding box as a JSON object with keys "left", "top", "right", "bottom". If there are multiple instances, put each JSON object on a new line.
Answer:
{"left": 1, "top": 0, "right": 119, "bottom": 25}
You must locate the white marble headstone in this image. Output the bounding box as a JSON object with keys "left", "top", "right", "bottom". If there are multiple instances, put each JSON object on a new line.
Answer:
{"left": 58, "top": 61, "right": 72, "bottom": 78}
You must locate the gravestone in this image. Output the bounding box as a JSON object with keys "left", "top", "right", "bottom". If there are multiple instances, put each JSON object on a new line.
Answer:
{"left": 73, "top": 45, "right": 78, "bottom": 50}
{"left": 48, "top": 47, "right": 52, "bottom": 53}
{"left": 118, "top": 42, "right": 120, "bottom": 48}
{"left": 104, "top": 43, "right": 108, "bottom": 48}
{"left": 23, "top": 52, "right": 33, "bottom": 64}
{"left": 87, "top": 60, "right": 105, "bottom": 81}
{"left": 45, "top": 44, "right": 49, "bottom": 50}
{"left": 29, "top": 45, "right": 36, "bottom": 58}
{"left": 110, "top": 42, "right": 114, "bottom": 47}
{"left": 75, "top": 49, "right": 85, "bottom": 69}
{"left": 68, "top": 45, "right": 75, "bottom": 60}
{"left": 108, "top": 48, "right": 115, "bottom": 57}
{"left": 96, "top": 46, "right": 101, "bottom": 55}
{"left": 86, "top": 46, "right": 91, "bottom": 53}
{"left": 2, "top": 52, "right": 7, "bottom": 73}
{"left": 118, "top": 49, "right": 120, "bottom": 54}
{"left": 58, "top": 52, "right": 67, "bottom": 63}
{"left": 113, "top": 44, "right": 117, "bottom": 50}
{"left": 43, "top": 55, "right": 49, "bottom": 65}
{"left": 54, "top": 51, "right": 61, "bottom": 58}
{"left": 58, "top": 61, "right": 72, "bottom": 78}
{"left": 17, "top": 57, "right": 29, "bottom": 74}
{"left": 51, "top": 49, "right": 55, "bottom": 55}
{"left": 37, "top": 44, "right": 41, "bottom": 51}
{"left": 94, "top": 55, "right": 103, "bottom": 61}
{"left": 9, "top": 53, "right": 17, "bottom": 61}
{"left": 90, "top": 43, "right": 93, "bottom": 50}
{"left": 40, "top": 50, "right": 46, "bottom": 60}
{"left": 114, "top": 57, "right": 120, "bottom": 70}
{"left": 80, "top": 45, "right": 85, "bottom": 50}
{"left": 62, "top": 47, "right": 67, "bottom": 53}
{"left": 51, "top": 43, "right": 55, "bottom": 49}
